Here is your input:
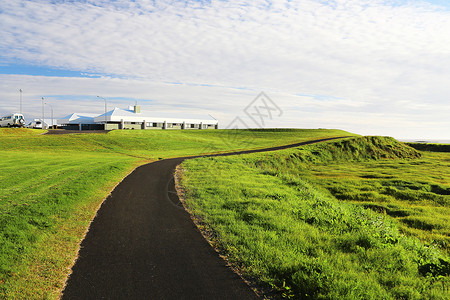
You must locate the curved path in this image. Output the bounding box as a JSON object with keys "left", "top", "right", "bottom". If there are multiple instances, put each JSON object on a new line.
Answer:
{"left": 62, "top": 137, "right": 348, "bottom": 299}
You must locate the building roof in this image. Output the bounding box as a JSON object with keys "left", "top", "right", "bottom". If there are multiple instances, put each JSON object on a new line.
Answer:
{"left": 93, "top": 107, "right": 218, "bottom": 124}
{"left": 27, "top": 118, "right": 58, "bottom": 127}
{"left": 58, "top": 113, "right": 98, "bottom": 125}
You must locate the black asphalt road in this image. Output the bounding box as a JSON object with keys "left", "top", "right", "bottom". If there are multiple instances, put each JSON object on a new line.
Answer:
{"left": 62, "top": 137, "right": 348, "bottom": 299}
{"left": 45, "top": 130, "right": 110, "bottom": 134}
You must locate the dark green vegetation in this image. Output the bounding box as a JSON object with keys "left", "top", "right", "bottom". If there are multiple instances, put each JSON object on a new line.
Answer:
{"left": 0, "top": 128, "right": 352, "bottom": 299}
{"left": 407, "top": 143, "right": 450, "bottom": 153}
{"left": 180, "top": 136, "right": 450, "bottom": 299}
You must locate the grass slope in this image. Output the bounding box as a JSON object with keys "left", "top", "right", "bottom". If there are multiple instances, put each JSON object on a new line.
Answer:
{"left": 0, "top": 128, "right": 353, "bottom": 299}
{"left": 0, "top": 128, "right": 356, "bottom": 159}
{"left": 180, "top": 136, "right": 450, "bottom": 299}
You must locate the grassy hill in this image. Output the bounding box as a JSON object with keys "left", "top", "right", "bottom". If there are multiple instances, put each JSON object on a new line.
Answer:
{"left": 0, "top": 128, "right": 355, "bottom": 158}
{"left": 0, "top": 128, "right": 354, "bottom": 299}
{"left": 180, "top": 136, "right": 450, "bottom": 299}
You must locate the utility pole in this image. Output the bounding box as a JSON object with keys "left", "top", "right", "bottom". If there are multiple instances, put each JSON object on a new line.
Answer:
{"left": 97, "top": 96, "right": 107, "bottom": 130}
{"left": 19, "top": 89, "right": 23, "bottom": 114}
{"left": 41, "top": 97, "right": 45, "bottom": 129}
{"left": 45, "top": 102, "right": 53, "bottom": 129}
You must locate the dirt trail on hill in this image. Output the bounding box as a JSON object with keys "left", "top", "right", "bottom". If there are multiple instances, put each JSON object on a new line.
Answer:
{"left": 62, "top": 137, "right": 348, "bottom": 299}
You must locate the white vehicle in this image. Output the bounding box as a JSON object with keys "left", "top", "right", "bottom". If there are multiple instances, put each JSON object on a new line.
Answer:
{"left": 0, "top": 113, "right": 25, "bottom": 128}
{"left": 28, "top": 119, "right": 44, "bottom": 129}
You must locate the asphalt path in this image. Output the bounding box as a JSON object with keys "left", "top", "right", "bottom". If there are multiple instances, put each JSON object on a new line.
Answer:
{"left": 45, "top": 130, "right": 110, "bottom": 134}
{"left": 62, "top": 137, "right": 348, "bottom": 299}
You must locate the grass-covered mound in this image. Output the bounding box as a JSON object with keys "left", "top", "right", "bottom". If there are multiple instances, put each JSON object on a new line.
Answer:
{"left": 180, "top": 136, "right": 449, "bottom": 299}
{"left": 285, "top": 136, "right": 421, "bottom": 163}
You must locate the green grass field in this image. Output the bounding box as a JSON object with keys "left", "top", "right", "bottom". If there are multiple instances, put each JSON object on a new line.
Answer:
{"left": 179, "top": 137, "right": 450, "bottom": 299}
{"left": 0, "top": 128, "right": 355, "bottom": 159}
{"left": 0, "top": 127, "right": 352, "bottom": 299}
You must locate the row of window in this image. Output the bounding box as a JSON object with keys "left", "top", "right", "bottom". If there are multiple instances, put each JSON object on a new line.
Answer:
{"left": 122, "top": 122, "right": 213, "bottom": 128}
{"left": 1, "top": 115, "right": 24, "bottom": 121}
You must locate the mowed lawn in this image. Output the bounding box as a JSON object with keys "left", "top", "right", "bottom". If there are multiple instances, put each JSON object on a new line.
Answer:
{"left": 179, "top": 137, "right": 450, "bottom": 299}
{"left": 0, "top": 128, "right": 353, "bottom": 299}
{"left": 0, "top": 151, "right": 139, "bottom": 299}
{"left": 0, "top": 128, "right": 356, "bottom": 159}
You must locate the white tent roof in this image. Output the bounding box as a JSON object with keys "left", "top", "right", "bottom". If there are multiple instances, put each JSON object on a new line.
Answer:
{"left": 28, "top": 118, "right": 59, "bottom": 127}
{"left": 58, "top": 113, "right": 97, "bottom": 125}
{"left": 93, "top": 107, "right": 218, "bottom": 124}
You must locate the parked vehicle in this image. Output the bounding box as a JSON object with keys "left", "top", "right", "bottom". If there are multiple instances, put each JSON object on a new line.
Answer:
{"left": 27, "top": 119, "right": 44, "bottom": 129}
{"left": 0, "top": 113, "right": 25, "bottom": 127}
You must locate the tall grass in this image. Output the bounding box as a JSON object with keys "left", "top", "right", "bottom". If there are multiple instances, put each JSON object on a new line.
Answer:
{"left": 180, "top": 136, "right": 449, "bottom": 299}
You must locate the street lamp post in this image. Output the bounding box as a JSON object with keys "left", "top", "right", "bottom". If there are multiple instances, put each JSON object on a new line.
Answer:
{"left": 97, "top": 96, "right": 107, "bottom": 130}
{"left": 45, "top": 102, "right": 53, "bottom": 129}
{"left": 41, "top": 97, "right": 45, "bottom": 129}
{"left": 19, "top": 89, "right": 22, "bottom": 115}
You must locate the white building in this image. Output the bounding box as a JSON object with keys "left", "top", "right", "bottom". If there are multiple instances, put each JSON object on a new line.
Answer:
{"left": 58, "top": 106, "right": 218, "bottom": 130}
{"left": 57, "top": 113, "right": 98, "bottom": 130}
{"left": 27, "top": 118, "right": 59, "bottom": 129}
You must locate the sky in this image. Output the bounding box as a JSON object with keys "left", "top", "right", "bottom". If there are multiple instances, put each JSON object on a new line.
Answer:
{"left": 1, "top": 0, "right": 449, "bottom": 140}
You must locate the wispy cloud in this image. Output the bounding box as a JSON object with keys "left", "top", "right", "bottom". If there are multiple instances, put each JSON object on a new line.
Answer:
{"left": 0, "top": 0, "right": 449, "bottom": 139}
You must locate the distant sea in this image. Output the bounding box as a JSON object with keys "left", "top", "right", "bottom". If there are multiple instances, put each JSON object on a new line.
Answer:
{"left": 399, "top": 139, "right": 450, "bottom": 144}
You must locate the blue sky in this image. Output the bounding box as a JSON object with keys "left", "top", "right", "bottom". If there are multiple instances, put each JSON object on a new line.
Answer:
{"left": 0, "top": 64, "right": 95, "bottom": 78}
{"left": 422, "top": 0, "right": 450, "bottom": 8}
{"left": 1, "top": 0, "right": 449, "bottom": 139}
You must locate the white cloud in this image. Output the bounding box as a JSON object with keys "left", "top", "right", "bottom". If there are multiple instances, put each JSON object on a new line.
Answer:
{"left": 0, "top": 0, "right": 449, "bottom": 139}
